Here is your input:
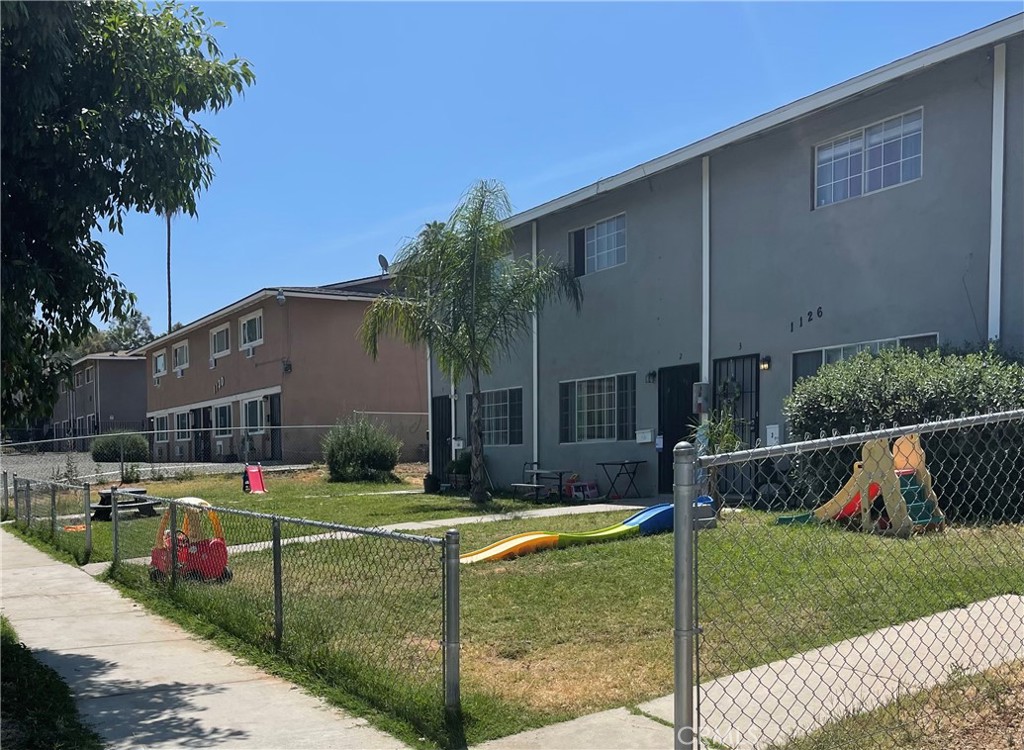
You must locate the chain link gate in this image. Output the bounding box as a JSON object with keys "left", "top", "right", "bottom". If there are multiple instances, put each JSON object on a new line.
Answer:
{"left": 674, "top": 410, "right": 1024, "bottom": 750}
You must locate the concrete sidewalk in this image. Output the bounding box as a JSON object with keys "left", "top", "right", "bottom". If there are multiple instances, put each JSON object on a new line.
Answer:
{"left": 1, "top": 530, "right": 407, "bottom": 750}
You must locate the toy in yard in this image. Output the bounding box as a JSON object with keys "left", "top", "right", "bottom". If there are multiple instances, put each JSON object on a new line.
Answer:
{"left": 242, "top": 463, "right": 267, "bottom": 494}
{"left": 777, "top": 434, "right": 945, "bottom": 537}
{"left": 150, "top": 497, "right": 233, "bottom": 582}
{"left": 459, "top": 500, "right": 716, "bottom": 564}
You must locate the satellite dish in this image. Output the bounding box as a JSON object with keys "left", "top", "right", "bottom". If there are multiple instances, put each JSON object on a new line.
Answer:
{"left": 378, "top": 254, "right": 390, "bottom": 275}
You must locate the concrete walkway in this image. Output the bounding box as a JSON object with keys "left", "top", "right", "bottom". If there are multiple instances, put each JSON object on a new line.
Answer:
{"left": 476, "top": 594, "right": 1024, "bottom": 750}
{"left": 1, "top": 530, "right": 407, "bottom": 750}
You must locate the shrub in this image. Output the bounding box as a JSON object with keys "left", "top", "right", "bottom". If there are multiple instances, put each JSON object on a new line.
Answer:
{"left": 321, "top": 417, "right": 402, "bottom": 482}
{"left": 90, "top": 433, "right": 149, "bottom": 463}
{"left": 783, "top": 346, "right": 1024, "bottom": 522}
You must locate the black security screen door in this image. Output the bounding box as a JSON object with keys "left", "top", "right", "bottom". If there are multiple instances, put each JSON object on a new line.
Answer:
{"left": 712, "top": 354, "right": 760, "bottom": 499}
{"left": 430, "top": 395, "right": 452, "bottom": 479}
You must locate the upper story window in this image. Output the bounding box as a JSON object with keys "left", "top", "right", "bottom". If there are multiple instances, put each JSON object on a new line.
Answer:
{"left": 240, "top": 311, "right": 263, "bottom": 349}
{"left": 815, "top": 108, "right": 922, "bottom": 208}
{"left": 85, "top": 366, "right": 94, "bottom": 384}
{"left": 559, "top": 373, "right": 635, "bottom": 443}
{"left": 792, "top": 332, "right": 938, "bottom": 386}
{"left": 59, "top": 381, "right": 67, "bottom": 394}
{"left": 152, "top": 350, "right": 167, "bottom": 377}
{"left": 172, "top": 341, "right": 189, "bottom": 370}
{"left": 569, "top": 214, "right": 626, "bottom": 276}
{"left": 210, "top": 324, "right": 230, "bottom": 358}
{"left": 464, "top": 388, "right": 523, "bottom": 446}
{"left": 74, "top": 371, "right": 84, "bottom": 388}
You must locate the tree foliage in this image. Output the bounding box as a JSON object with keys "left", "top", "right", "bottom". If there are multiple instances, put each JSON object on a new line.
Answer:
{"left": 1, "top": 1, "right": 254, "bottom": 424}
{"left": 71, "top": 312, "right": 157, "bottom": 358}
{"left": 361, "top": 180, "right": 583, "bottom": 502}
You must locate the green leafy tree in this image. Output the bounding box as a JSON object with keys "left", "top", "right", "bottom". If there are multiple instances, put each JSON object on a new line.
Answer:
{"left": 361, "top": 180, "right": 583, "bottom": 503}
{"left": 1, "top": 1, "right": 254, "bottom": 423}
{"left": 71, "top": 312, "right": 157, "bottom": 358}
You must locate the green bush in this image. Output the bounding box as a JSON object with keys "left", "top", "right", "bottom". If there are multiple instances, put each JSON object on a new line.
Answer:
{"left": 783, "top": 346, "right": 1024, "bottom": 522}
{"left": 90, "top": 432, "right": 149, "bottom": 463}
{"left": 321, "top": 417, "right": 402, "bottom": 482}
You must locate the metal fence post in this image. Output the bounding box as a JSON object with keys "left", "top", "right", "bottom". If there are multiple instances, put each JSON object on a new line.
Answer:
{"left": 2, "top": 471, "right": 8, "bottom": 520}
{"left": 169, "top": 502, "right": 179, "bottom": 590}
{"left": 24, "top": 479, "right": 32, "bottom": 528}
{"left": 673, "top": 441, "right": 698, "bottom": 750}
{"left": 272, "top": 519, "right": 284, "bottom": 651}
{"left": 12, "top": 474, "right": 19, "bottom": 524}
{"left": 442, "top": 528, "right": 461, "bottom": 715}
{"left": 50, "top": 484, "right": 57, "bottom": 539}
{"left": 111, "top": 489, "right": 120, "bottom": 567}
{"left": 83, "top": 483, "right": 93, "bottom": 562}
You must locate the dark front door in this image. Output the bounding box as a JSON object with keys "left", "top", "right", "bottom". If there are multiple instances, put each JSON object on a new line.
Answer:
{"left": 658, "top": 363, "right": 700, "bottom": 494}
{"left": 712, "top": 354, "right": 760, "bottom": 499}
{"left": 430, "top": 395, "right": 452, "bottom": 479}
{"left": 268, "top": 394, "right": 282, "bottom": 461}
{"left": 192, "top": 407, "right": 212, "bottom": 462}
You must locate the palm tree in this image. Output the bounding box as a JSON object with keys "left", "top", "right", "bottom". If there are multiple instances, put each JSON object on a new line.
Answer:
{"left": 361, "top": 180, "right": 583, "bottom": 503}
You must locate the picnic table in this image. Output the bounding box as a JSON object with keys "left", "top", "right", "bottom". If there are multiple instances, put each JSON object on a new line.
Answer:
{"left": 525, "top": 468, "right": 575, "bottom": 503}
{"left": 91, "top": 487, "right": 162, "bottom": 521}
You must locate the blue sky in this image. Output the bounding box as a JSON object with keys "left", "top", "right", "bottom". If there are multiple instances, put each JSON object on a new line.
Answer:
{"left": 101, "top": 2, "right": 1019, "bottom": 330}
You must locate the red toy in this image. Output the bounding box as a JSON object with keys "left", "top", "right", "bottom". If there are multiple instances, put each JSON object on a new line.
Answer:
{"left": 150, "top": 497, "right": 232, "bottom": 583}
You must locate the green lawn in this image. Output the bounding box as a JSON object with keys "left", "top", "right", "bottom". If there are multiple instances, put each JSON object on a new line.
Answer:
{"left": 109, "top": 506, "right": 1024, "bottom": 748}
{"left": 82, "top": 469, "right": 558, "bottom": 562}
{"left": 1, "top": 616, "right": 105, "bottom": 750}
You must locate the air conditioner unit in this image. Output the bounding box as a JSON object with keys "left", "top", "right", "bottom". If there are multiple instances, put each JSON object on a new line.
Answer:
{"left": 209, "top": 357, "right": 216, "bottom": 369}
{"left": 153, "top": 377, "right": 161, "bottom": 387}
{"left": 245, "top": 348, "right": 254, "bottom": 359}
{"left": 175, "top": 369, "right": 184, "bottom": 379}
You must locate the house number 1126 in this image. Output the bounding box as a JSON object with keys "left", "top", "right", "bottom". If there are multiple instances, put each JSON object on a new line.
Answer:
{"left": 791, "top": 307, "right": 823, "bottom": 332}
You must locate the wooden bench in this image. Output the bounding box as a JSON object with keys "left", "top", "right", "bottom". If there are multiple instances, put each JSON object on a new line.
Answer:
{"left": 91, "top": 488, "right": 162, "bottom": 521}
{"left": 510, "top": 462, "right": 549, "bottom": 502}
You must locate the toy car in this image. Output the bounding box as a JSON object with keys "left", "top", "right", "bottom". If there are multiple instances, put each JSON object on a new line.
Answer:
{"left": 150, "top": 497, "right": 232, "bottom": 583}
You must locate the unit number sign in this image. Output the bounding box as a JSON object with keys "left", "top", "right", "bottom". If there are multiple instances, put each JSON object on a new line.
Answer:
{"left": 791, "top": 306, "right": 823, "bottom": 332}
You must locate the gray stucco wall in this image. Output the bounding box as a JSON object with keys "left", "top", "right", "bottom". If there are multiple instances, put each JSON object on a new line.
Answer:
{"left": 710, "top": 44, "right": 1003, "bottom": 442}
{"left": 1002, "top": 35, "right": 1024, "bottom": 353}
{"left": 97, "top": 360, "right": 147, "bottom": 425}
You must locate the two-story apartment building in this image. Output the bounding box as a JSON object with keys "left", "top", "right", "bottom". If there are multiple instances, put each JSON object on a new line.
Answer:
{"left": 135, "top": 276, "right": 428, "bottom": 464}
{"left": 50, "top": 351, "right": 147, "bottom": 444}
{"left": 429, "top": 15, "right": 1024, "bottom": 497}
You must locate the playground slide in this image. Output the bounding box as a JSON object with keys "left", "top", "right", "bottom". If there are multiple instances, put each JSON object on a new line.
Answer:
{"left": 460, "top": 503, "right": 675, "bottom": 564}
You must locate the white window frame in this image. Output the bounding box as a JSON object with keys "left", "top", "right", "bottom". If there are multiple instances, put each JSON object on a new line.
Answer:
{"left": 243, "top": 398, "right": 265, "bottom": 435}
{"left": 570, "top": 213, "right": 627, "bottom": 276}
{"left": 814, "top": 107, "right": 924, "bottom": 209}
{"left": 792, "top": 332, "right": 940, "bottom": 386}
{"left": 85, "top": 366, "right": 94, "bottom": 384}
{"left": 74, "top": 371, "right": 84, "bottom": 388}
{"left": 478, "top": 389, "right": 511, "bottom": 447}
{"left": 152, "top": 349, "right": 167, "bottom": 377}
{"left": 214, "top": 404, "right": 232, "bottom": 437}
{"left": 210, "top": 324, "right": 231, "bottom": 359}
{"left": 59, "top": 381, "right": 66, "bottom": 394}
{"left": 172, "top": 340, "right": 190, "bottom": 371}
{"left": 175, "top": 412, "right": 189, "bottom": 441}
{"left": 86, "top": 413, "right": 96, "bottom": 435}
{"left": 239, "top": 310, "right": 264, "bottom": 349}
{"left": 75, "top": 415, "right": 85, "bottom": 435}
{"left": 559, "top": 372, "right": 636, "bottom": 444}
{"left": 154, "top": 415, "right": 169, "bottom": 443}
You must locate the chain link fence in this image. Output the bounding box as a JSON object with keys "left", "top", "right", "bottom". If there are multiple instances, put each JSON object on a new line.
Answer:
{"left": 0, "top": 419, "right": 429, "bottom": 484}
{"left": 3, "top": 472, "right": 93, "bottom": 563}
{"left": 105, "top": 491, "right": 459, "bottom": 743}
{"left": 672, "top": 409, "right": 1024, "bottom": 750}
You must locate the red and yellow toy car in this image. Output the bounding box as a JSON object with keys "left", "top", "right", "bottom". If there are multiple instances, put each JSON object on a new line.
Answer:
{"left": 150, "top": 497, "right": 232, "bottom": 583}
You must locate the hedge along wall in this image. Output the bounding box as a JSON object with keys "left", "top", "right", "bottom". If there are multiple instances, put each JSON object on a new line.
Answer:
{"left": 783, "top": 347, "right": 1024, "bottom": 523}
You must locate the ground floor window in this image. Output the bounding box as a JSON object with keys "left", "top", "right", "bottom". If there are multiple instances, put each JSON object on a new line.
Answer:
{"left": 175, "top": 413, "right": 189, "bottom": 441}
{"left": 792, "top": 333, "right": 939, "bottom": 386}
{"left": 244, "top": 399, "right": 265, "bottom": 435}
{"left": 465, "top": 388, "right": 523, "bottom": 446}
{"left": 154, "top": 415, "right": 169, "bottom": 442}
{"left": 559, "top": 373, "right": 636, "bottom": 443}
{"left": 214, "top": 405, "right": 232, "bottom": 437}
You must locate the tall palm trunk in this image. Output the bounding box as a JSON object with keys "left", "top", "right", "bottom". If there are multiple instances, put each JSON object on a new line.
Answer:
{"left": 469, "top": 371, "right": 488, "bottom": 503}
{"left": 165, "top": 213, "right": 172, "bottom": 335}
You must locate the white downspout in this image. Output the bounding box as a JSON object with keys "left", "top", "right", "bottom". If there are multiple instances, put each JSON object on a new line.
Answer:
{"left": 701, "top": 156, "right": 711, "bottom": 385}
{"left": 450, "top": 377, "right": 456, "bottom": 461}
{"left": 988, "top": 42, "right": 1006, "bottom": 341}
{"left": 531, "top": 220, "right": 539, "bottom": 465}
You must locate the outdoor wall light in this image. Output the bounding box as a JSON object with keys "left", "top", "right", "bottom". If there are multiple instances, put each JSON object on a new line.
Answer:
{"left": 759, "top": 356, "right": 772, "bottom": 372}
{"left": 276, "top": 289, "right": 286, "bottom": 306}
{"left": 645, "top": 370, "right": 657, "bottom": 384}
